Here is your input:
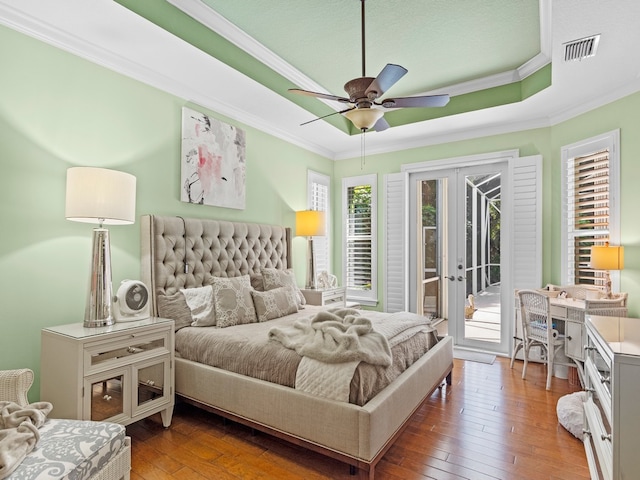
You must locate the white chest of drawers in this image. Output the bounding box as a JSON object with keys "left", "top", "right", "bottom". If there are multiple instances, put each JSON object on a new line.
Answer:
{"left": 41, "top": 317, "right": 175, "bottom": 427}
{"left": 583, "top": 315, "right": 640, "bottom": 480}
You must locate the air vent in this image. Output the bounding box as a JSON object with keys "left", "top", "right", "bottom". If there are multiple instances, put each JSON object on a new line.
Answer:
{"left": 564, "top": 34, "right": 600, "bottom": 62}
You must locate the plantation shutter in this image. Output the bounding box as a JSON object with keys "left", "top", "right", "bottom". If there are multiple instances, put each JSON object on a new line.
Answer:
{"left": 383, "top": 173, "right": 406, "bottom": 312}
{"left": 343, "top": 174, "right": 377, "bottom": 304}
{"left": 568, "top": 150, "right": 610, "bottom": 286}
{"left": 309, "top": 173, "right": 330, "bottom": 274}
{"left": 511, "top": 155, "right": 542, "bottom": 291}
{"left": 346, "top": 185, "right": 372, "bottom": 291}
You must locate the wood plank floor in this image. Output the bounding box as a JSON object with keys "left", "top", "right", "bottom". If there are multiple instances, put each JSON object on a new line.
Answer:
{"left": 126, "top": 357, "right": 588, "bottom": 480}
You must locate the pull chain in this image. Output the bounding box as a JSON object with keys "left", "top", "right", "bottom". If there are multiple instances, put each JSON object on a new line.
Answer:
{"left": 361, "top": 128, "right": 366, "bottom": 169}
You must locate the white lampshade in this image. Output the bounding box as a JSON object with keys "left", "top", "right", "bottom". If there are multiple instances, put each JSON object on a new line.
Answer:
{"left": 344, "top": 108, "right": 384, "bottom": 130}
{"left": 66, "top": 167, "right": 136, "bottom": 225}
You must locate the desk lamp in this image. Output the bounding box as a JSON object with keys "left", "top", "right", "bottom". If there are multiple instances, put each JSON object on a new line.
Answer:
{"left": 65, "top": 167, "right": 136, "bottom": 327}
{"left": 590, "top": 242, "right": 624, "bottom": 298}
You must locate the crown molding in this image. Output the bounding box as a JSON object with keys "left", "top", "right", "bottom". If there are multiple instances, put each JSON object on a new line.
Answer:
{"left": 0, "top": 0, "right": 339, "bottom": 159}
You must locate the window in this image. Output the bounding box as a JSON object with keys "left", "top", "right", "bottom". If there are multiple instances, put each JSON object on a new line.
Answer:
{"left": 561, "top": 130, "right": 620, "bottom": 289}
{"left": 307, "top": 170, "right": 330, "bottom": 274}
{"left": 342, "top": 174, "right": 377, "bottom": 305}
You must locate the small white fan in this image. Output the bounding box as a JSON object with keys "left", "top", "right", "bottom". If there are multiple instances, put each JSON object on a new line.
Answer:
{"left": 114, "top": 280, "right": 150, "bottom": 322}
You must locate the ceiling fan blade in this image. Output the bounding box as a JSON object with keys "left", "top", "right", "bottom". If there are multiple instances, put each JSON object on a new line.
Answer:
{"left": 373, "top": 116, "right": 390, "bottom": 132}
{"left": 380, "top": 94, "right": 450, "bottom": 109}
{"left": 300, "top": 107, "right": 355, "bottom": 126}
{"left": 289, "top": 88, "right": 350, "bottom": 104}
{"left": 365, "top": 64, "right": 408, "bottom": 98}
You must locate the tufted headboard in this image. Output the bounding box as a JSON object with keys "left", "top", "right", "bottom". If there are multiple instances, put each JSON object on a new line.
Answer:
{"left": 140, "top": 215, "right": 291, "bottom": 316}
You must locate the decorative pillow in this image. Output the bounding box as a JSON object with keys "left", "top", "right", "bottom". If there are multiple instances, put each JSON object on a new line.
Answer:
{"left": 261, "top": 268, "right": 306, "bottom": 307}
{"left": 250, "top": 273, "right": 264, "bottom": 291}
{"left": 180, "top": 285, "right": 216, "bottom": 327}
{"left": 212, "top": 275, "right": 257, "bottom": 328}
{"left": 157, "top": 291, "right": 194, "bottom": 331}
{"left": 251, "top": 286, "right": 299, "bottom": 322}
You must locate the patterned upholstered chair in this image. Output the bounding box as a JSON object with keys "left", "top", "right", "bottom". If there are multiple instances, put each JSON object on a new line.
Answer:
{"left": 0, "top": 369, "right": 131, "bottom": 480}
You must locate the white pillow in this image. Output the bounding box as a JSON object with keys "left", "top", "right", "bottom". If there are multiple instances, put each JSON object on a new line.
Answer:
{"left": 180, "top": 285, "right": 216, "bottom": 327}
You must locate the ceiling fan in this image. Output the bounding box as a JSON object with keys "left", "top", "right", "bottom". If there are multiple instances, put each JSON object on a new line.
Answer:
{"left": 289, "top": 0, "right": 450, "bottom": 132}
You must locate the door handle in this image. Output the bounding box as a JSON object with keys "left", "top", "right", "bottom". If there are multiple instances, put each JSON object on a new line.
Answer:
{"left": 445, "top": 275, "right": 456, "bottom": 281}
{"left": 457, "top": 276, "right": 465, "bottom": 281}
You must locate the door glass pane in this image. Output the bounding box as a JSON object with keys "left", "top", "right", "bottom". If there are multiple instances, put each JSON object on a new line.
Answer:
{"left": 91, "top": 375, "right": 124, "bottom": 421}
{"left": 137, "top": 362, "right": 166, "bottom": 408}
{"left": 463, "top": 172, "right": 502, "bottom": 344}
{"left": 421, "top": 180, "right": 442, "bottom": 319}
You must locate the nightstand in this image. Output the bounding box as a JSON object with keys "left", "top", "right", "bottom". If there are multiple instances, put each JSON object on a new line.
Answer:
{"left": 40, "top": 317, "right": 174, "bottom": 427}
{"left": 301, "top": 287, "right": 346, "bottom": 307}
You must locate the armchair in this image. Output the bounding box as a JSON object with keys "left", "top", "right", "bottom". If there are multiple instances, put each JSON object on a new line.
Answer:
{"left": 0, "top": 369, "right": 33, "bottom": 407}
{"left": 0, "top": 369, "right": 131, "bottom": 480}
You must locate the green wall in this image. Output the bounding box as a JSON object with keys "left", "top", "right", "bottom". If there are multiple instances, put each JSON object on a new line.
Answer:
{"left": 0, "top": 25, "right": 332, "bottom": 399}
{"left": 2, "top": 23, "right": 640, "bottom": 401}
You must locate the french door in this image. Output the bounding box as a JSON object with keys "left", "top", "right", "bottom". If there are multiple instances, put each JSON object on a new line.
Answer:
{"left": 409, "top": 162, "right": 509, "bottom": 354}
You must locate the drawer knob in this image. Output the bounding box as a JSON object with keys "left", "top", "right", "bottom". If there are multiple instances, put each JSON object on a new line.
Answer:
{"left": 600, "top": 376, "right": 610, "bottom": 384}
{"left": 584, "top": 345, "right": 596, "bottom": 351}
{"left": 103, "top": 395, "right": 112, "bottom": 401}
{"left": 601, "top": 433, "right": 612, "bottom": 442}
{"left": 582, "top": 429, "right": 591, "bottom": 437}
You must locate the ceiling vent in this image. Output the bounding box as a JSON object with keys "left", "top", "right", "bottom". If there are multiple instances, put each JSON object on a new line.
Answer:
{"left": 563, "top": 34, "right": 601, "bottom": 62}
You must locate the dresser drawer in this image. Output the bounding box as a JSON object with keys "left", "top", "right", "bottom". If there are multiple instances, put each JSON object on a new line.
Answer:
{"left": 84, "top": 328, "right": 171, "bottom": 375}
{"left": 584, "top": 397, "right": 613, "bottom": 480}
{"left": 585, "top": 341, "right": 612, "bottom": 426}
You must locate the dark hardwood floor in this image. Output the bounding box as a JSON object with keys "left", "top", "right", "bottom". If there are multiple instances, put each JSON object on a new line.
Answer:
{"left": 126, "top": 357, "right": 588, "bottom": 480}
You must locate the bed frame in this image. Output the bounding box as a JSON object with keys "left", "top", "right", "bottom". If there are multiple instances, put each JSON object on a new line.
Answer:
{"left": 140, "top": 214, "right": 453, "bottom": 479}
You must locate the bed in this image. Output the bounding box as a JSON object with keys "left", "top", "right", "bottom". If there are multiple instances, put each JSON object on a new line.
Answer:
{"left": 140, "top": 214, "right": 453, "bottom": 479}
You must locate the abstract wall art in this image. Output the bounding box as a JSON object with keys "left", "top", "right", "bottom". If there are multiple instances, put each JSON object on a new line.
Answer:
{"left": 180, "top": 106, "right": 246, "bottom": 209}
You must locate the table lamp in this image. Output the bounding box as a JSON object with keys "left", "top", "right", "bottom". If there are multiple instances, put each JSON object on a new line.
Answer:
{"left": 296, "top": 210, "right": 326, "bottom": 289}
{"left": 65, "top": 167, "right": 137, "bottom": 327}
{"left": 590, "top": 242, "right": 624, "bottom": 298}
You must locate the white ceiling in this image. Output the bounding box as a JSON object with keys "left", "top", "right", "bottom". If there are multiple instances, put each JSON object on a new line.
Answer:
{"left": 1, "top": 0, "right": 639, "bottom": 160}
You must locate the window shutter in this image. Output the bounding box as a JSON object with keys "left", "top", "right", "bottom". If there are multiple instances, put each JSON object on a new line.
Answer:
{"left": 568, "top": 150, "right": 610, "bottom": 286}
{"left": 511, "top": 155, "right": 542, "bottom": 290}
{"left": 342, "top": 174, "right": 377, "bottom": 305}
{"left": 308, "top": 171, "right": 330, "bottom": 275}
{"left": 346, "top": 184, "right": 372, "bottom": 291}
{"left": 310, "top": 178, "right": 329, "bottom": 274}
{"left": 383, "top": 173, "right": 406, "bottom": 312}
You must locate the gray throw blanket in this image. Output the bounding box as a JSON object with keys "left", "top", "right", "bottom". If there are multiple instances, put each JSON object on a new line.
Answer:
{"left": 0, "top": 401, "right": 52, "bottom": 480}
{"left": 268, "top": 308, "right": 392, "bottom": 366}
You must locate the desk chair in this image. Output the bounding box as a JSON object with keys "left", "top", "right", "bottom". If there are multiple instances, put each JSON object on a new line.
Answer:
{"left": 510, "top": 289, "right": 524, "bottom": 369}
{"left": 517, "top": 289, "right": 565, "bottom": 390}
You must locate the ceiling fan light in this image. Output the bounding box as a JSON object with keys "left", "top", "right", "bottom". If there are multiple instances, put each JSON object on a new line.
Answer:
{"left": 344, "top": 108, "right": 384, "bottom": 130}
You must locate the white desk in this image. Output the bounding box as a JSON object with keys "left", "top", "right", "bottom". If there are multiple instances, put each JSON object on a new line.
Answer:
{"left": 514, "top": 293, "right": 627, "bottom": 385}
{"left": 551, "top": 297, "right": 629, "bottom": 386}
